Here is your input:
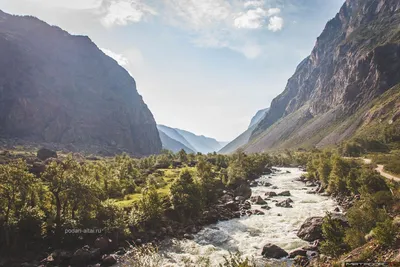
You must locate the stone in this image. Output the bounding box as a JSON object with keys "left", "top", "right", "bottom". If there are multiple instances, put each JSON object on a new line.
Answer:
{"left": 261, "top": 243, "right": 288, "bottom": 259}
{"left": 278, "top": 191, "right": 291, "bottom": 196}
{"left": 297, "top": 217, "right": 324, "bottom": 242}
{"left": 37, "top": 148, "right": 57, "bottom": 161}
{"left": 234, "top": 184, "right": 252, "bottom": 199}
{"left": 184, "top": 233, "right": 195, "bottom": 240}
{"left": 251, "top": 196, "right": 267, "bottom": 205}
{"left": 223, "top": 201, "right": 239, "bottom": 211}
{"left": 265, "top": 192, "right": 277, "bottom": 197}
{"left": 261, "top": 205, "right": 271, "bottom": 210}
{"left": 276, "top": 199, "right": 293, "bottom": 208}
{"left": 288, "top": 249, "right": 307, "bottom": 258}
{"left": 102, "top": 254, "right": 117, "bottom": 266}
{"left": 235, "top": 196, "right": 245, "bottom": 202}
{"left": 220, "top": 194, "right": 234, "bottom": 203}
{"left": 94, "top": 236, "right": 111, "bottom": 252}
{"left": 253, "top": 209, "right": 265, "bottom": 215}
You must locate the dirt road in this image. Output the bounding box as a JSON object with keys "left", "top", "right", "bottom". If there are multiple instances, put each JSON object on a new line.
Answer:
{"left": 359, "top": 158, "right": 400, "bottom": 182}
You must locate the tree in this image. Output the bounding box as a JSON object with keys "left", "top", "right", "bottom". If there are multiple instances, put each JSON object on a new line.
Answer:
{"left": 320, "top": 213, "right": 348, "bottom": 257}
{"left": 196, "top": 159, "right": 218, "bottom": 205}
{"left": 169, "top": 169, "right": 203, "bottom": 221}
{"left": 129, "top": 185, "right": 163, "bottom": 229}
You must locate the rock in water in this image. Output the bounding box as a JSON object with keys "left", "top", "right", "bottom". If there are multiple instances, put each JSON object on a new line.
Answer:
{"left": 278, "top": 191, "right": 291, "bottom": 196}
{"left": 0, "top": 10, "right": 161, "bottom": 156}
{"left": 261, "top": 243, "right": 288, "bottom": 258}
{"left": 297, "top": 217, "right": 324, "bottom": 241}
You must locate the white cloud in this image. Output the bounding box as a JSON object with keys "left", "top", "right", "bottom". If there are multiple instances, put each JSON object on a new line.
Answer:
{"left": 100, "top": 48, "right": 130, "bottom": 66}
{"left": 163, "top": 0, "right": 231, "bottom": 30}
{"left": 266, "top": 7, "right": 280, "bottom": 16}
{"left": 243, "top": 1, "right": 264, "bottom": 8}
{"left": 101, "top": 0, "right": 157, "bottom": 27}
{"left": 268, "top": 16, "right": 284, "bottom": 32}
{"left": 234, "top": 7, "right": 266, "bottom": 29}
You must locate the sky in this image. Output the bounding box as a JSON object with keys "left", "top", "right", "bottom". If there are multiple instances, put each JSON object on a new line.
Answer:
{"left": 0, "top": 0, "right": 344, "bottom": 141}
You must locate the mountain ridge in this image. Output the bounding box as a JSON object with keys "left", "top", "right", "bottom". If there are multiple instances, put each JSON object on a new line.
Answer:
{"left": 157, "top": 124, "right": 225, "bottom": 154}
{"left": 0, "top": 10, "right": 162, "bottom": 156}
{"left": 244, "top": 0, "right": 400, "bottom": 153}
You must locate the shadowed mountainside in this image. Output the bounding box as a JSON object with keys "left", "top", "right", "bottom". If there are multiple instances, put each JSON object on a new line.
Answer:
{"left": 0, "top": 10, "right": 161, "bottom": 156}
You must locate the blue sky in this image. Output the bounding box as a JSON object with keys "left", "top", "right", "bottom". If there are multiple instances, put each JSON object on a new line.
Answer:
{"left": 0, "top": 0, "right": 344, "bottom": 141}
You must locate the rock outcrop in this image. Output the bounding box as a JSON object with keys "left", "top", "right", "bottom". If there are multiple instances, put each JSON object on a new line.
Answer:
{"left": 261, "top": 243, "right": 288, "bottom": 259}
{"left": 297, "top": 217, "right": 324, "bottom": 242}
{"left": 0, "top": 10, "right": 161, "bottom": 156}
{"left": 245, "top": 0, "right": 400, "bottom": 152}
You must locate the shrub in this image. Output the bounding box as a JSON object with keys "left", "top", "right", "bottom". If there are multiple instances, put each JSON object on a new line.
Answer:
{"left": 129, "top": 185, "right": 163, "bottom": 230}
{"left": 373, "top": 219, "right": 397, "bottom": 247}
{"left": 320, "top": 213, "right": 348, "bottom": 257}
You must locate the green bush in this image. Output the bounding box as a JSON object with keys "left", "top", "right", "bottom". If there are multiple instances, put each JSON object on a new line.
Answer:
{"left": 373, "top": 219, "right": 397, "bottom": 247}
{"left": 320, "top": 213, "right": 349, "bottom": 257}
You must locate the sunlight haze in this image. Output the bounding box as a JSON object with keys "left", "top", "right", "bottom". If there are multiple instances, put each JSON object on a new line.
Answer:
{"left": 0, "top": 0, "right": 344, "bottom": 140}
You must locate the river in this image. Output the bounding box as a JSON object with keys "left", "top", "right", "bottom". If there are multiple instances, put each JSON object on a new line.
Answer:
{"left": 121, "top": 167, "right": 337, "bottom": 266}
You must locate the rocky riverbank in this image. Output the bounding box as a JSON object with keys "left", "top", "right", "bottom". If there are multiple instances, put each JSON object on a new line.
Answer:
{"left": 1, "top": 149, "right": 277, "bottom": 267}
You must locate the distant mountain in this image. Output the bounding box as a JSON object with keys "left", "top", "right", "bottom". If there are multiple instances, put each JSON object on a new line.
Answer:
{"left": 219, "top": 108, "right": 269, "bottom": 154}
{"left": 175, "top": 129, "right": 223, "bottom": 154}
{"left": 157, "top": 125, "right": 196, "bottom": 152}
{"left": 0, "top": 10, "right": 161, "bottom": 156}
{"left": 157, "top": 125, "right": 225, "bottom": 154}
{"left": 158, "top": 131, "right": 195, "bottom": 154}
{"left": 244, "top": 0, "right": 400, "bottom": 153}
{"left": 248, "top": 108, "right": 269, "bottom": 129}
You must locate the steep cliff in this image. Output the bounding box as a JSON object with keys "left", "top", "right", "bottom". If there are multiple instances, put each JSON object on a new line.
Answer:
{"left": 246, "top": 0, "right": 400, "bottom": 153}
{"left": 0, "top": 10, "right": 161, "bottom": 156}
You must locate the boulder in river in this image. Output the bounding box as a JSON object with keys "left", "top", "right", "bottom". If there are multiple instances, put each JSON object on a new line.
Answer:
{"left": 276, "top": 199, "right": 293, "bottom": 208}
{"left": 265, "top": 192, "right": 277, "bottom": 197}
{"left": 278, "top": 191, "right": 291, "bottom": 196}
{"left": 288, "top": 248, "right": 307, "bottom": 258}
{"left": 223, "top": 201, "right": 240, "bottom": 211}
{"left": 297, "top": 217, "right": 323, "bottom": 241}
{"left": 261, "top": 205, "right": 271, "bottom": 210}
{"left": 261, "top": 243, "right": 288, "bottom": 258}
{"left": 234, "top": 184, "right": 252, "bottom": 199}
{"left": 251, "top": 196, "right": 267, "bottom": 205}
{"left": 253, "top": 209, "right": 265, "bottom": 215}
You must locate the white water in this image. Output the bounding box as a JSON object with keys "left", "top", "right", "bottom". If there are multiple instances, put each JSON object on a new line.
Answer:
{"left": 122, "top": 168, "right": 337, "bottom": 266}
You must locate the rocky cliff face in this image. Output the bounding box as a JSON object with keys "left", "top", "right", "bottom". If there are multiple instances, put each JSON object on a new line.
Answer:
{"left": 247, "top": 0, "right": 400, "bottom": 152}
{"left": 0, "top": 11, "right": 161, "bottom": 156}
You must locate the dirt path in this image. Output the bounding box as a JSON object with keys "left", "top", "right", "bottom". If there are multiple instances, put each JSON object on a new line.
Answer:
{"left": 358, "top": 157, "right": 400, "bottom": 182}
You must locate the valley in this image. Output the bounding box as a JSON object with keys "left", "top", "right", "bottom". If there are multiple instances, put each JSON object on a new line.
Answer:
{"left": 0, "top": 0, "right": 399, "bottom": 266}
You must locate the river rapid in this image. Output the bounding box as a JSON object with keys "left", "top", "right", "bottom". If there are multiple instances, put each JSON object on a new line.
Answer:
{"left": 122, "top": 167, "right": 337, "bottom": 266}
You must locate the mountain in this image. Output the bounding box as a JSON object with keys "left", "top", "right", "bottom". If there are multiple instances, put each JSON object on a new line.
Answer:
{"left": 0, "top": 10, "right": 161, "bottom": 156}
{"left": 157, "top": 125, "right": 197, "bottom": 152}
{"left": 248, "top": 108, "right": 269, "bottom": 129}
{"left": 158, "top": 131, "right": 195, "bottom": 154}
{"left": 175, "top": 129, "right": 223, "bottom": 154}
{"left": 219, "top": 108, "right": 269, "bottom": 154}
{"left": 244, "top": 0, "right": 400, "bottom": 153}
{"left": 157, "top": 125, "right": 225, "bottom": 154}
